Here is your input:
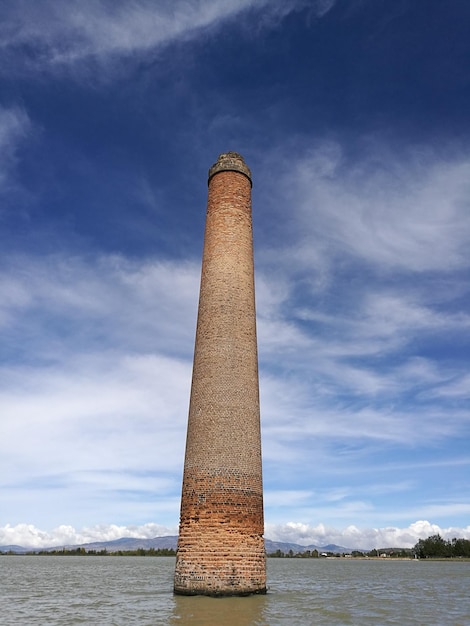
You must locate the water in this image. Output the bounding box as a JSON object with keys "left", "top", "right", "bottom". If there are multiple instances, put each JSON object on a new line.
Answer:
{"left": 1, "top": 556, "right": 469, "bottom": 625}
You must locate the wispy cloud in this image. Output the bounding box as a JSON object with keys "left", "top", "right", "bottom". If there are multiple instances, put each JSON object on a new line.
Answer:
{"left": 2, "top": 139, "right": 469, "bottom": 534}
{"left": 0, "top": 349, "right": 190, "bottom": 526}
{"left": 1, "top": 0, "right": 468, "bottom": 548}
{"left": 0, "top": 0, "right": 335, "bottom": 78}
{"left": 0, "top": 254, "right": 200, "bottom": 526}
{"left": 0, "top": 255, "right": 199, "bottom": 356}
{"left": 264, "top": 142, "right": 470, "bottom": 275}
{"left": 255, "top": 141, "right": 470, "bottom": 418}
{"left": 0, "top": 106, "right": 31, "bottom": 191}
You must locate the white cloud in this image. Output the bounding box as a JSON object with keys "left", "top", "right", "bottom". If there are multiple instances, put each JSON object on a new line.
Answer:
{"left": 430, "top": 373, "right": 470, "bottom": 399}
{"left": 253, "top": 147, "right": 470, "bottom": 420}
{"left": 265, "top": 520, "right": 470, "bottom": 550}
{"left": 0, "top": 352, "right": 191, "bottom": 476}
{"left": 9, "top": 249, "right": 462, "bottom": 497}
{"left": 2, "top": 519, "right": 470, "bottom": 551}
{"left": 0, "top": 520, "right": 470, "bottom": 550}
{"left": 2, "top": 139, "right": 470, "bottom": 538}
{"left": 0, "top": 0, "right": 335, "bottom": 77}
{"left": 259, "top": 360, "right": 467, "bottom": 452}
{"left": 0, "top": 106, "right": 31, "bottom": 190}
{"left": 0, "top": 254, "right": 199, "bottom": 355}
{"left": 0, "top": 522, "right": 177, "bottom": 549}
{"left": 270, "top": 143, "right": 470, "bottom": 274}
{"left": 252, "top": 145, "right": 470, "bottom": 471}
{"left": 0, "top": 254, "right": 200, "bottom": 526}
{"left": 264, "top": 490, "right": 314, "bottom": 507}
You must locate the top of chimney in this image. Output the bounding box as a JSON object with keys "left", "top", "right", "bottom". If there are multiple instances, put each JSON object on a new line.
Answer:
{"left": 208, "top": 152, "right": 252, "bottom": 186}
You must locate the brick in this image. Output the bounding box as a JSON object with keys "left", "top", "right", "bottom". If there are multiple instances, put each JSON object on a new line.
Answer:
{"left": 174, "top": 153, "right": 266, "bottom": 596}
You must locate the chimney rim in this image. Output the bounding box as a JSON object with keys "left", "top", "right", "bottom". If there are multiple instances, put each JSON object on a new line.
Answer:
{"left": 208, "top": 152, "right": 252, "bottom": 187}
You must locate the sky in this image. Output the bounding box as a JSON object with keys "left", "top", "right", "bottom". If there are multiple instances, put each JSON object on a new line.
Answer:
{"left": 1, "top": 0, "right": 470, "bottom": 551}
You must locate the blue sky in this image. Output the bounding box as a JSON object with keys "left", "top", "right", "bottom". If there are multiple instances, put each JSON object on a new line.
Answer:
{"left": 1, "top": 0, "right": 469, "bottom": 550}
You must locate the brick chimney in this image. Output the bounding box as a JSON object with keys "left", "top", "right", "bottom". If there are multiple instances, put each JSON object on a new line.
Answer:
{"left": 174, "top": 152, "right": 266, "bottom": 596}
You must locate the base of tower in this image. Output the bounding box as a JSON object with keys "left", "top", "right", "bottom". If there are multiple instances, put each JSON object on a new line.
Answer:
{"left": 173, "top": 585, "right": 267, "bottom": 597}
{"left": 174, "top": 517, "right": 267, "bottom": 598}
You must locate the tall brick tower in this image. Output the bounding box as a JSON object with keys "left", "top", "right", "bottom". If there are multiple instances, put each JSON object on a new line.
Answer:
{"left": 174, "top": 152, "right": 266, "bottom": 596}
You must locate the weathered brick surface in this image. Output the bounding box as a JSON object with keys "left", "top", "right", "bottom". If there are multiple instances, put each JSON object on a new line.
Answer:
{"left": 174, "top": 153, "right": 266, "bottom": 596}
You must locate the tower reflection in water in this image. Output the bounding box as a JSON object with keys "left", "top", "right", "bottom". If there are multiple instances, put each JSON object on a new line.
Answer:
{"left": 170, "top": 593, "right": 268, "bottom": 626}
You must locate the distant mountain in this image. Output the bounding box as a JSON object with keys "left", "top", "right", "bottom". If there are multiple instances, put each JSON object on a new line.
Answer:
{"left": 0, "top": 545, "right": 29, "bottom": 553}
{"left": 320, "top": 544, "right": 352, "bottom": 553}
{"left": 1, "top": 536, "right": 353, "bottom": 554}
{"left": 66, "top": 536, "right": 178, "bottom": 552}
{"left": 264, "top": 539, "right": 352, "bottom": 554}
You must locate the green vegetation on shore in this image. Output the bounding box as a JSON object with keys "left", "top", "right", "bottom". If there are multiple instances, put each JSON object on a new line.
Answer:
{"left": 266, "top": 548, "right": 413, "bottom": 558}
{"left": 413, "top": 534, "right": 470, "bottom": 559}
{"left": 2, "top": 534, "right": 469, "bottom": 559}
{"left": 0, "top": 547, "right": 176, "bottom": 557}
{"left": 267, "top": 535, "right": 470, "bottom": 559}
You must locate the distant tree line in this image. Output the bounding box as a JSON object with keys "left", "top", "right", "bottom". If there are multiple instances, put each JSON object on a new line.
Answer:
{"left": 3, "top": 535, "right": 469, "bottom": 558}
{"left": 266, "top": 548, "right": 413, "bottom": 558}
{"left": 0, "top": 547, "right": 176, "bottom": 557}
{"left": 267, "top": 548, "right": 321, "bottom": 558}
{"left": 362, "top": 548, "right": 412, "bottom": 558}
{"left": 267, "top": 536, "right": 470, "bottom": 559}
{"left": 413, "top": 534, "right": 470, "bottom": 559}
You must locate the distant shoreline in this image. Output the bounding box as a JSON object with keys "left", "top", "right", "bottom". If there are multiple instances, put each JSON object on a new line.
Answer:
{"left": 1, "top": 552, "right": 469, "bottom": 562}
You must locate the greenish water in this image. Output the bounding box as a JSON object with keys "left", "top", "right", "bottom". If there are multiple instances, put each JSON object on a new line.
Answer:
{"left": 1, "top": 556, "right": 469, "bottom": 625}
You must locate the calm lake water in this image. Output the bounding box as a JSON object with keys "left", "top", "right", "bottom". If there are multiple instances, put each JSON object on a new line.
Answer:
{"left": 1, "top": 556, "right": 469, "bottom": 625}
